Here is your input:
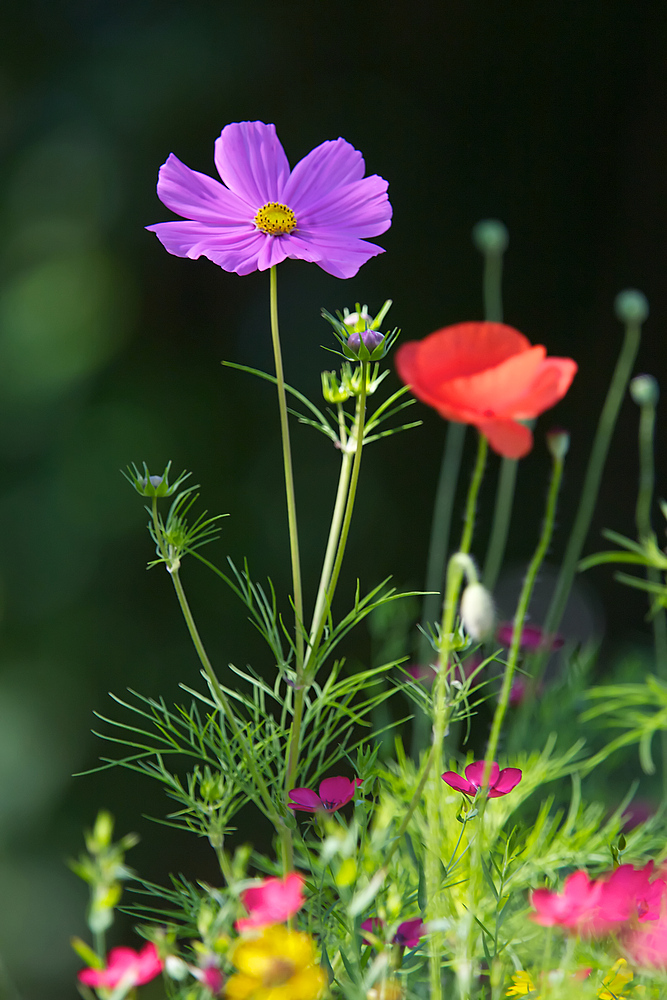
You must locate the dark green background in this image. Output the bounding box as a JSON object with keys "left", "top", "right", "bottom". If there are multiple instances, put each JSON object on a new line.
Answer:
{"left": 1, "top": 2, "right": 665, "bottom": 996}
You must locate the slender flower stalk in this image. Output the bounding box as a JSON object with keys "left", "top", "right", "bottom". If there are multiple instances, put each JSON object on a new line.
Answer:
{"left": 285, "top": 362, "right": 371, "bottom": 793}
{"left": 149, "top": 498, "right": 291, "bottom": 867}
{"left": 269, "top": 266, "right": 305, "bottom": 676}
{"left": 485, "top": 437, "right": 566, "bottom": 771}
{"left": 540, "top": 290, "right": 647, "bottom": 647}
{"left": 425, "top": 431, "right": 488, "bottom": 1000}
{"left": 631, "top": 375, "right": 667, "bottom": 794}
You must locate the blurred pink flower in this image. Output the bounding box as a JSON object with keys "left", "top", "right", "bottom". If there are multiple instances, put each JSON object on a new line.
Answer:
{"left": 496, "top": 622, "right": 564, "bottom": 651}
{"left": 148, "top": 121, "right": 391, "bottom": 279}
{"left": 288, "top": 776, "right": 362, "bottom": 813}
{"left": 78, "top": 942, "right": 162, "bottom": 989}
{"left": 530, "top": 863, "right": 666, "bottom": 937}
{"left": 236, "top": 872, "right": 304, "bottom": 931}
{"left": 360, "top": 917, "right": 426, "bottom": 948}
{"left": 441, "top": 761, "right": 522, "bottom": 798}
{"left": 625, "top": 912, "right": 667, "bottom": 969}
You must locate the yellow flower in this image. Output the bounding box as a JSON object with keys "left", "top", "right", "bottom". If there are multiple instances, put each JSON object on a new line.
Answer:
{"left": 506, "top": 971, "right": 539, "bottom": 997}
{"left": 226, "top": 925, "right": 326, "bottom": 1000}
{"left": 598, "top": 958, "right": 632, "bottom": 1000}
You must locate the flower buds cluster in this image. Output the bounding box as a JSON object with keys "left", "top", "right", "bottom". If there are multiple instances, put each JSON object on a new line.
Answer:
{"left": 321, "top": 299, "right": 400, "bottom": 364}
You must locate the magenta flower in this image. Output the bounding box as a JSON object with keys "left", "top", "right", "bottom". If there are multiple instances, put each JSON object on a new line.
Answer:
{"left": 360, "top": 917, "right": 426, "bottom": 949}
{"left": 78, "top": 942, "right": 162, "bottom": 989}
{"left": 236, "top": 872, "right": 304, "bottom": 931}
{"left": 441, "top": 760, "right": 522, "bottom": 798}
{"left": 147, "top": 121, "right": 391, "bottom": 279}
{"left": 288, "top": 776, "right": 362, "bottom": 813}
{"left": 530, "top": 864, "right": 667, "bottom": 937}
{"left": 496, "top": 622, "right": 564, "bottom": 651}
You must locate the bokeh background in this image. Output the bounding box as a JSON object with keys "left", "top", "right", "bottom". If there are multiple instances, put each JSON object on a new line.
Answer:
{"left": 1, "top": 2, "right": 666, "bottom": 996}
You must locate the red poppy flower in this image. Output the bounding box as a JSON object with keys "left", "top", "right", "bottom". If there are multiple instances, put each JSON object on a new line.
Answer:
{"left": 395, "top": 322, "right": 577, "bottom": 459}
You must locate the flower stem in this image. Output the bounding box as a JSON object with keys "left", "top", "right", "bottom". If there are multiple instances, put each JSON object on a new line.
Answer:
{"left": 540, "top": 315, "right": 642, "bottom": 648}
{"left": 285, "top": 364, "right": 370, "bottom": 793}
{"left": 485, "top": 445, "right": 565, "bottom": 770}
{"left": 483, "top": 456, "right": 519, "bottom": 592}
{"left": 412, "top": 421, "right": 467, "bottom": 756}
{"left": 269, "top": 265, "right": 305, "bottom": 675}
{"left": 425, "top": 431, "right": 488, "bottom": 1000}
{"left": 634, "top": 391, "right": 667, "bottom": 795}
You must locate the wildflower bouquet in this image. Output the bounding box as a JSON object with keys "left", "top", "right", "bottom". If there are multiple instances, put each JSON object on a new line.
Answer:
{"left": 71, "top": 121, "right": 667, "bottom": 1000}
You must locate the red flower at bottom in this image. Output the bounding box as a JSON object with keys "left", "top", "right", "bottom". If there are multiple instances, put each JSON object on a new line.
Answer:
{"left": 78, "top": 942, "right": 162, "bottom": 989}
{"left": 395, "top": 322, "right": 577, "bottom": 459}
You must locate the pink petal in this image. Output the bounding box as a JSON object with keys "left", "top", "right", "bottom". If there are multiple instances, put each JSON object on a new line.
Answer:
{"left": 294, "top": 174, "right": 392, "bottom": 237}
{"left": 154, "top": 153, "right": 251, "bottom": 223}
{"left": 236, "top": 873, "right": 304, "bottom": 930}
{"left": 318, "top": 776, "right": 360, "bottom": 809}
{"left": 394, "top": 918, "right": 425, "bottom": 948}
{"left": 441, "top": 771, "right": 475, "bottom": 795}
{"left": 489, "top": 767, "right": 522, "bottom": 796}
{"left": 289, "top": 231, "right": 386, "bottom": 279}
{"left": 288, "top": 788, "right": 323, "bottom": 812}
{"left": 465, "top": 761, "right": 500, "bottom": 789}
{"left": 214, "top": 121, "right": 290, "bottom": 206}
{"left": 283, "top": 137, "right": 366, "bottom": 210}
{"left": 477, "top": 419, "right": 534, "bottom": 460}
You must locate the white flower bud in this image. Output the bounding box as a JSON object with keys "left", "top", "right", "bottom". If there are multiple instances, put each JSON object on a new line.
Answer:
{"left": 460, "top": 583, "right": 495, "bottom": 640}
{"left": 165, "top": 956, "right": 189, "bottom": 981}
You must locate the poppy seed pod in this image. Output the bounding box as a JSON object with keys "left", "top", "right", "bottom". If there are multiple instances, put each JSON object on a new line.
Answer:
{"left": 460, "top": 583, "right": 495, "bottom": 641}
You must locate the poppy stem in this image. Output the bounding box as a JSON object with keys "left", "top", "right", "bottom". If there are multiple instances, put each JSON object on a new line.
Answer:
{"left": 633, "top": 382, "right": 667, "bottom": 795}
{"left": 539, "top": 300, "right": 645, "bottom": 669}
{"left": 484, "top": 443, "right": 565, "bottom": 772}
{"left": 268, "top": 266, "right": 305, "bottom": 677}
{"left": 482, "top": 456, "right": 519, "bottom": 592}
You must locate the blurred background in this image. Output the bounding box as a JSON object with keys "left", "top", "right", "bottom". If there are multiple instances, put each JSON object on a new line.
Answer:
{"left": 1, "top": 2, "right": 666, "bottom": 995}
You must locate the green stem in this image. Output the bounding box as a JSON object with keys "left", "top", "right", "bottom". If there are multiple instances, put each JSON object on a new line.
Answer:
{"left": 482, "top": 247, "right": 505, "bottom": 324}
{"left": 425, "top": 431, "right": 488, "bottom": 1000}
{"left": 635, "top": 395, "right": 667, "bottom": 795}
{"left": 285, "top": 364, "right": 370, "bottom": 792}
{"left": 540, "top": 318, "right": 642, "bottom": 647}
{"left": 412, "top": 421, "right": 467, "bottom": 756}
{"left": 150, "top": 500, "right": 291, "bottom": 864}
{"left": 483, "top": 457, "right": 519, "bottom": 592}
{"left": 485, "top": 448, "right": 565, "bottom": 769}
{"left": 269, "top": 266, "right": 305, "bottom": 675}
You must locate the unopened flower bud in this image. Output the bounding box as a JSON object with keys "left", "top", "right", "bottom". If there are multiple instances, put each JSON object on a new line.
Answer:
{"left": 460, "top": 583, "right": 495, "bottom": 641}
{"left": 165, "top": 956, "right": 189, "bottom": 981}
{"left": 472, "top": 219, "right": 509, "bottom": 255}
{"left": 347, "top": 328, "right": 385, "bottom": 357}
{"left": 546, "top": 428, "right": 570, "bottom": 460}
{"left": 321, "top": 370, "right": 351, "bottom": 404}
{"left": 630, "top": 374, "right": 659, "bottom": 407}
{"left": 614, "top": 289, "right": 649, "bottom": 325}
{"left": 343, "top": 309, "right": 372, "bottom": 330}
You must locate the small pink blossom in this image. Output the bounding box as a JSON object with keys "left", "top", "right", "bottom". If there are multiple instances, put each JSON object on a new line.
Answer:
{"left": 361, "top": 917, "right": 426, "bottom": 948}
{"left": 625, "top": 912, "right": 667, "bottom": 969}
{"left": 441, "top": 761, "right": 522, "bottom": 798}
{"left": 78, "top": 942, "right": 163, "bottom": 989}
{"left": 288, "top": 776, "right": 362, "bottom": 813}
{"left": 236, "top": 872, "right": 304, "bottom": 931}
{"left": 496, "top": 622, "right": 564, "bottom": 651}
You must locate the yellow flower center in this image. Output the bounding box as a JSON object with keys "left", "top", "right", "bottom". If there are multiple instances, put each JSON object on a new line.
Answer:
{"left": 254, "top": 202, "right": 297, "bottom": 235}
{"left": 262, "top": 957, "right": 296, "bottom": 987}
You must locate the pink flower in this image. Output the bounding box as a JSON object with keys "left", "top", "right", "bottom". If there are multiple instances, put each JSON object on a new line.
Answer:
{"left": 78, "top": 942, "right": 162, "bottom": 989}
{"left": 288, "top": 776, "right": 362, "bottom": 813}
{"left": 236, "top": 872, "right": 304, "bottom": 931}
{"left": 530, "top": 864, "right": 667, "bottom": 937}
{"left": 360, "top": 917, "right": 426, "bottom": 949}
{"left": 441, "top": 761, "right": 522, "bottom": 798}
{"left": 147, "top": 121, "right": 391, "bottom": 279}
{"left": 496, "top": 622, "right": 564, "bottom": 651}
{"left": 625, "top": 913, "right": 667, "bottom": 969}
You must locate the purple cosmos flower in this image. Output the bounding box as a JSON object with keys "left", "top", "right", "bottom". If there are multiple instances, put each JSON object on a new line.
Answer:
{"left": 441, "top": 760, "right": 522, "bottom": 798}
{"left": 147, "top": 121, "right": 392, "bottom": 279}
{"left": 361, "top": 917, "right": 426, "bottom": 949}
{"left": 288, "top": 776, "right": 362, "bottom": 813}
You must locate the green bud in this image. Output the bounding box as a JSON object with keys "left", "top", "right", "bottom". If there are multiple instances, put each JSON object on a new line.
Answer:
{"left": 86, "top": 810, "right": 114, "bottom": 853}
{"left": 546, "top": 428, "right": 570, "bottom": 460}
{"left": 321, "top": 370, "right": 351, "bottom": 404}
{"left": 472, "top": 219, "right": 509, "bottom": 255}
{"left": 614, "top": 289, "right": 649, "bottom": 325}
{"left": 630, "top": 374, "right": 659, "bottom": 407}
{"left": 123, "top": 461, "right": 191, "bottom": 498}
